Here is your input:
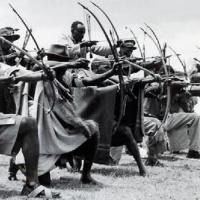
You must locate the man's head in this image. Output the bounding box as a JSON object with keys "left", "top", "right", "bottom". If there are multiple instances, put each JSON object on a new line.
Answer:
{"left": 0, "top": 27, "right": 20, "bottom": 42}
{"left": 159, "top": 64, "right": 175, "bottom": 75}
{"left": 71, "top": 21, "right": 86, "bottom": 43}
{"left": 0, "top": 27, "right": 20, "bottom": 50}
{"left": 119, "top": 39, "right": 136, "bottom": 57}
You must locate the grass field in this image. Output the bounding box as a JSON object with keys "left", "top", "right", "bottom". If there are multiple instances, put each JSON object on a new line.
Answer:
{"left": 0, "top": 151, "right": 200, "bottom": 200}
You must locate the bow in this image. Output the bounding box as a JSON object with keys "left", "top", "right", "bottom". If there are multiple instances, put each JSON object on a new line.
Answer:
{"left": 90, "top": 1, "right": 120, "bottom": 42}
{"left": 90, "top": 1, "right": 120, "bottom": 58}
{"left": 78, "top": 2, "right": 126, "bottom": 132}
{"left": 140, "top": 24, "right": 171, "bottom": 130}
{"left": 194, "top": 57, "right": 200, "bottom": 64}
{"left": 0, "top": 37, "right": 45, "bottom": 68}
{"left": 168, "top": 45, "right": 188, "bottom": 80}
{"left": 9, "top": 4, "right": 40, "bottom": 52}
{"left": 0, "top": 36, "right": 54, "bottom": 110}
{"left": 90, "top": 2, "right": 128, "bottom": 130}
{"left": 85, "top": 13, "right": 93, "bottom": 58}
{"left": 16, "top": 29, "right": 32, "bottom": 67}
{"left": 125, "top": 26, "right": 145, "bottom": 62}
{"left": 17, "top": 29, "right": 32, "bottom": 116}
{"left": 9, "top": 3, "right": 56, "bottom": 112}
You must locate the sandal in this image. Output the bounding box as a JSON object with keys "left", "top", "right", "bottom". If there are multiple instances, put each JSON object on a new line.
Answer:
{"left": 21, "top": 184, "right": 60, "bottom": 199}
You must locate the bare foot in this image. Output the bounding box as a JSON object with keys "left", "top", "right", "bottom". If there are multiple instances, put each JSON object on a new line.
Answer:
{"left": 80, "top": 174, "right": 99, "bottom": 185}
{"left": 139, "top": 169, "right": 148, "bottom": 177}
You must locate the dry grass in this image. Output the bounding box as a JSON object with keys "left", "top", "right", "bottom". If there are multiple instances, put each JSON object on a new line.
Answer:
{"left": 0, "top": 152, "right": 200, "bottom": 200}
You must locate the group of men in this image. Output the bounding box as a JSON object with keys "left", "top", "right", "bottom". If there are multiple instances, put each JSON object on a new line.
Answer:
{"left": 1, "top": 19, "right": 200, "bottom": 199}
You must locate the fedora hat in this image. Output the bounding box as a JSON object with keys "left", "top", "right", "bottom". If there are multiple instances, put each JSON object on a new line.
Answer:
{"left": 0, "top": 27, "right": 20, "bottom": 41}
{"left": 46, "top": 44, "right": 70, "bottom": 62}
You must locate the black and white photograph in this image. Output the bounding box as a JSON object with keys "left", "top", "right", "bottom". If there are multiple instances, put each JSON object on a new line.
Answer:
{"left": 0, "top": 0, "right": 200, "bottom": 199}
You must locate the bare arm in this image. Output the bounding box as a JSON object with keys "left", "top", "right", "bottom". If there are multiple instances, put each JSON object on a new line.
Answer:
{"left": 14, "top": 69, "right": 44, "bottom": 82}
{"left": 81, "top": 68, "right": 116, "bottom": 86}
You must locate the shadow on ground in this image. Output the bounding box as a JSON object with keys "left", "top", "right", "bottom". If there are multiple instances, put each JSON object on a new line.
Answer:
{"left": 92, "top": 166, "right": 139, "bottom": 177}
{"left": 158, "top": 153, "right": 187, "bottom": 162}
{"left": 52, "top": 176, "right": 103, "bottom": 191}
{"left": 158, "top": 155, "right": 179, "bottom": 162}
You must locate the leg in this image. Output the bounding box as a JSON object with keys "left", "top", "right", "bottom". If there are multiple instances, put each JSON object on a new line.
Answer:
{"left": 38, "top": 172, "right": 51, "bottom": 187}
{"left": 111, "top": 125, "right": 147, "bottom": 176}
{"left": 55, "top": 153, "right": 82, "bottom": 172}
{"left": 144, "top": 116, "right": 166, "bottom": 166}
{"left": 165, "top": 112, "right": 200, "bottom": 158}
{"left": 72, "top": 126, "right": 99, "bottom": 184}
{"left": 12, "top": 117, "right": 39, "bottom": 187}
{"left": 8, "top": 155, "right": 19, "bottom": 180}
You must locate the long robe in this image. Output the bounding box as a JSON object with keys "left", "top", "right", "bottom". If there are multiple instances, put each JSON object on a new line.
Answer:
{"left": 17, "top": 79, "right": 97, "bottom": 175}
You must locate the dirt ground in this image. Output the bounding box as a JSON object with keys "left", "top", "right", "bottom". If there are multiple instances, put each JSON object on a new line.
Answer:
{"left": 0, "top": 150, "right": 200, "bottom": 200}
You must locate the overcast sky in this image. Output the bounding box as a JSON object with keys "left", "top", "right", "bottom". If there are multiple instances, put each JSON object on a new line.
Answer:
{"left": 1, "top": 0, "right": 200, "bottom": 71}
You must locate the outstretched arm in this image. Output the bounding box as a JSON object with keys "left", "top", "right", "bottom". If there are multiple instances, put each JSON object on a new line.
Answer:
{"left": 13, "top": 68, "right": 54, "bottom": 83}
{"left": 81, "top": 62, "right": 120, "bottom": 86}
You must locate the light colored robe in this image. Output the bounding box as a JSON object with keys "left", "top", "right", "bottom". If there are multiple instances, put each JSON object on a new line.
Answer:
{"left": 59, "top": 35, "right": 112, "bottom": 60}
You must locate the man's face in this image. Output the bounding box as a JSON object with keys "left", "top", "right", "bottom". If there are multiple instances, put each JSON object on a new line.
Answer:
{"left": 120, "top": 47, "right": 133, "bottom": 57}
{"left": 0, "top": 39, "right": 11, "bottom": 51}
{"left": 72, "top": 24, "right": 86, "bottom": 43}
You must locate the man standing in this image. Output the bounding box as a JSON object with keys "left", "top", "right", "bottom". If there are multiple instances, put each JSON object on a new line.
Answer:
{"left": 61, "top": 21, "right": 112, "bottom": 60}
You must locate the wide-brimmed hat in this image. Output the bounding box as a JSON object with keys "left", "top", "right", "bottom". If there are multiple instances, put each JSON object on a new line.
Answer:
{"left": 46, "top": 44, "right": 70, "bottom": 62}
{"left": 120, "top": 39, "right": 137, "bottom": 50}
{"left": 0, "top": 27, "right": 20, "bottom": 41}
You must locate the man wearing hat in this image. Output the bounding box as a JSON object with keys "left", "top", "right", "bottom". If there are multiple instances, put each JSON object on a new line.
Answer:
{"left": 0, "top": 27, "right": 63, "bottom": 198}
{"left": 89, "top": 39, "right": 147, "bottom": 176}
{"left": 119, "top": 39, "right": 136, "bottom": 56}
{"left": 0, "top": 54, "right": 63, "bottom": 197}
{"left": 108, "top": 39, "right": 137, "bottom": 164}
{"left": 0, "top": 27, "right": 23, "bottom": 114}
{"left": 0, "top": 27, "right": 20, "bottom": 66}
{"left": 91, "top": 39, "right": 138, "bottom": 75}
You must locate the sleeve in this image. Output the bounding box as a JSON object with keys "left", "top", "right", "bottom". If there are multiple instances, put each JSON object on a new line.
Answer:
{"left": 63, "top": 35, "right": 87, "bottom": 59}
{"left": 91, "top": 43, "right": 113, "bottom": 57}
{"left": 65, "top": 43, "right": 82, "bottom": 58}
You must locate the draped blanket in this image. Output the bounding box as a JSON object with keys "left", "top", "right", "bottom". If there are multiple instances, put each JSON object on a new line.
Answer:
{"left": 31, "top": 80, "right": 88, "bottom": 154}
{"left": 18, "top": 75, "right": 144, "bottom": 169}
{"left": 73, "top": 85, "right": 118, "bottom": 164}
{"left": 73, "top": 82, "right": 144, "bottom": 164}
